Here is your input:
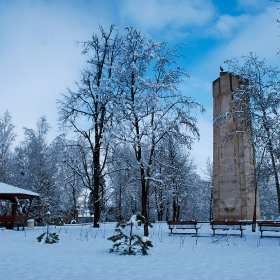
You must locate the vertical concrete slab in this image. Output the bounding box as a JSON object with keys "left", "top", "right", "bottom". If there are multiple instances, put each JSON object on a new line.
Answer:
{"left": 212, "top": 72, "right": 260, "bottom": 221}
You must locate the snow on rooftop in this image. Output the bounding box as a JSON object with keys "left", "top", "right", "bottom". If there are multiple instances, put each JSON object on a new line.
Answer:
{"left": 0, "top": 182, "right": 39, "bottom": 197}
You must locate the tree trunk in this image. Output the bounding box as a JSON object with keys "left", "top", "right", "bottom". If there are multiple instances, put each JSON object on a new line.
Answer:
{"left": 118, "top": 184, "right": 122, "bottom": 221}
{"left": 71, "top": 186, "right": 78, "bottom": 222}
{"left": 93, "top": 143, "right": 101, "bottom": 227}
{"left": 165, "top": 203, "right": 170, "bottom": 221}
{"left": 140, "top": 164, "right": 149, "bottom": 236}
{"left": 172, "top": 199, "right": 180, "bottom": 221}
{"left": 176, "top": 205, "right": 180, "bottom": 221}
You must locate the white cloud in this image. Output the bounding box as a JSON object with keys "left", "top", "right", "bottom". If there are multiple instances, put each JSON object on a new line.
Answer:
{"left": 218, "top": 6, "right": 279, "bottom": 65}
{"left": 195, "top": 5, "right": 279, "bottom": 79}
{"left": 213, "top": 14, "right": 249, "bottom": 38}
{"left": 237, "top": 0, "right": 274, "bottom": 12}
{"left": 119, "top": 0, "right": 216, "bottom": 31}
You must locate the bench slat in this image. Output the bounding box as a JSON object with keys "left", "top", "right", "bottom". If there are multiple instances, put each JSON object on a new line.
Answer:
{"left": 211, "top": 221, "right": 245, "bottom": 237}
{"left": 212, "top": 225, "right": 245, "bottom": 230}
{"left": 260, "top": 226, "right": 280, "bottom": 231}
{"left": 168, "top": 225, "right": 198, "bottom": 229}
{"left": 258, "top": 222, "right": 280, "bottom": 238}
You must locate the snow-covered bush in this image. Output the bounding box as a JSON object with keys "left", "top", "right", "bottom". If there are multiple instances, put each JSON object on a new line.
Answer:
{"left": 108, "top": 213, "right": 153, "bottom": 255}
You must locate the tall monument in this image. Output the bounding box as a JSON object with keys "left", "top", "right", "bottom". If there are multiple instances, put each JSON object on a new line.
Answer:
{"left": 212, "top": 72, "right": 260, "bottom": 221}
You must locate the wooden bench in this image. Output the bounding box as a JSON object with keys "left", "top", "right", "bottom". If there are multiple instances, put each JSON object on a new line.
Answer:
{"left": 0, "top": 215, "right": 27, "bottom": 230}
{"left": 258, "top": 221, "right": 280, "bottom": 238}
{"left": 211, "top": 221, "right": 246, "bottom": 237}
{"left": 0, "top": 216, "right": 14, "bottom": 229}
{"left": 167, "top": 221, "right": 201, "bottom": 235}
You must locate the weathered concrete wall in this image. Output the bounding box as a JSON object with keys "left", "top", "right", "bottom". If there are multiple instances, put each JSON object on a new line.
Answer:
{"left": 213, "top": 72, "right": 260, "bottom": 221}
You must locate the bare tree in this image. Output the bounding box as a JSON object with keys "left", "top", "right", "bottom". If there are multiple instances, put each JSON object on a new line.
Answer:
{"left": 111, "top": 28, "right": 203, "bottom": 235}
{"left": 225, "top": 53, "right": 280, "bottom": 213}
{"left": 58, "top": 25, "right": 121, "bottom": 227}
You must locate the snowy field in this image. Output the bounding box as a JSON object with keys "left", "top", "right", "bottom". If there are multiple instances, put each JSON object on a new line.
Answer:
{"left": 1, "top": 222, "right": 280, "bottom": 280}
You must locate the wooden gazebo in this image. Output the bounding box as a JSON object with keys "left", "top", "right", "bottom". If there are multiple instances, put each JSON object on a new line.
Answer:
{"left": 0, "top": 183, "right": 39, "bottom": 230}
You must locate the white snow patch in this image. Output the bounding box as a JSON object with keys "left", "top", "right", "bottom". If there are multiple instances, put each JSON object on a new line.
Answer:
{"left": 141, "top": 235, "right": 150, "bottom": 242}
{"left": 129, "top": 214, "right": 137, "bottom": 225}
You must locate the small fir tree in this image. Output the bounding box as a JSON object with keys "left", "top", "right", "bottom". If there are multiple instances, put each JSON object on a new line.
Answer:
{"left": 37, "top": 211, "right": 59, "bottom": 244}
{"left": 108, "top": 213, "right": 153, "bottom": 255}
{"left": 37, "top": 232, "right": 59, "bottom": 244}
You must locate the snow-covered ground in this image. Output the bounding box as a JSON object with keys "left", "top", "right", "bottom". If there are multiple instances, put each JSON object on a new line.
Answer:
{"left": 1, "top": 222, "right": 280, "bottom": 280}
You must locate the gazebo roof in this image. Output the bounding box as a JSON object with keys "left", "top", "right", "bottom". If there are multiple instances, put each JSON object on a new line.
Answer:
{"left": 0, "top": 183, "right": 39, "bottom": 197}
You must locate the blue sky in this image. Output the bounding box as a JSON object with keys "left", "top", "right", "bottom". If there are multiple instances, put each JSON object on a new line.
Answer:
{"left": 0, "top": 0, "right": 279, "bottom": 173}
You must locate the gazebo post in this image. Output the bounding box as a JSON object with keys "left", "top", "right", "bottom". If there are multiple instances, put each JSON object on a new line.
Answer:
{"left": 11, "top": 197, "right": 18, "bottom": 230}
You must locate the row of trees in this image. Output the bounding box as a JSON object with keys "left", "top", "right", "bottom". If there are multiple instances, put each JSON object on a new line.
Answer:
{"left": 0, "top": 114, "right": 84, "bottom": 223}
{"left": 0, "top": 111, "right": 212, "bottom": 226}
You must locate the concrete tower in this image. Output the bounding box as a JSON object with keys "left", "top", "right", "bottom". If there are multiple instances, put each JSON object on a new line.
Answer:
{"left": 212, "top": 72, "right": 260, "bottom": 221}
